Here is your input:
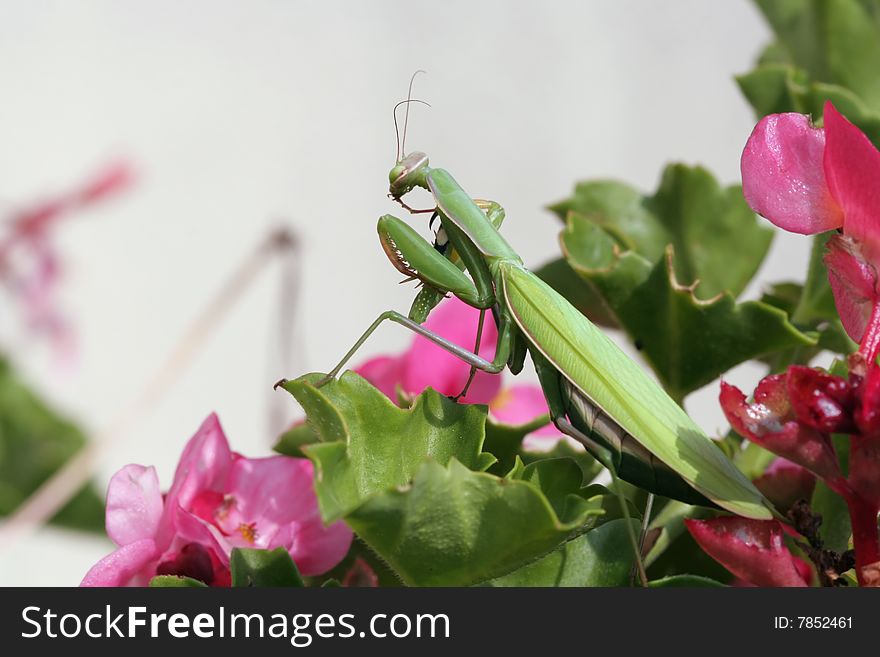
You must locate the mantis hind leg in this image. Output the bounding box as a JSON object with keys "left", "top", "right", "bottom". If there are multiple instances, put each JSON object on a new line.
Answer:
{"left": 452, "top": 308, "right": 486, "bottom": 401}
{"left": 531, "top": 351, "right": 648, "bottom": 587}
{"left": 553, "top": 416, "right": 649, "bottom": 588}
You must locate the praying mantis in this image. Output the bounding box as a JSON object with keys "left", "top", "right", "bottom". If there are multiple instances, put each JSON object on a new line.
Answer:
{"left": 314, "top": 86, "right": 777, "bottom": 582}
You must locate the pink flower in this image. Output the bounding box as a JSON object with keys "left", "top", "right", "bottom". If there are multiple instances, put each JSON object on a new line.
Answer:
{"left": 0, "top": 161, "right": 133, "bottom": 361}
{"left": 355, "top": 297, "right": 563, "bottom": 447}
{"left": 752, "top": 458, "right": 816, "bottom": 514}
{"left": 719, "top": 373, "right": 844, "bottom": 484}
{"left": 741, "top": 102, "right": 880, "bottom": 357}
{"left": 685, "top": 517, "right": 811, "bottom": 587}
{"left": 719, "top": 365, "right": 880, "bottom": 586}
{"left": 81, "top": 414, "right": 352, "bottom": 586}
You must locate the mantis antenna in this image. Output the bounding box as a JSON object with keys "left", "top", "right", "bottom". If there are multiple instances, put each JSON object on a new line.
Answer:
{"left": 394, "top": 69, "right": 429, "bottom": 159}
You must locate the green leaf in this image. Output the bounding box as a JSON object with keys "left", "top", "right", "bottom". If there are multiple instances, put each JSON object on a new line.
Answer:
{"left": 534, "top": 257, "right": 617, "bottom": 328}
{"left": 0, "top": 356, "right": 104, "bottom": 531}
{"left": 307, "top": 536, "right": 402, "bottom": 588}
{"left": 483, "top": 519, "right": 641, "bottom": 587}
{"left": 560, "top": 214, "right": 815, "bottom": 399}
{"left": 737, "top": 65, "right": 880, "bottom": 147}
{"left": 755, "top": 0, "right": 880, "bottom": 108}
{"left": 344, "top": 459, "right": 612, "bottom": 586}
{"left": 644, "top": 500, "right": 711, "bottom": 568}
{"left": 273, "top": 420, "right": 320, "bottom": 458}
{"left": 736, "top": 64, "right": 810, "bottom": 116}
{"left": 549, "top": 179, "right": 670, "bottom": 263}
{"left": 648, "top": 575, "right": 725, "bottom": 588}
{"left": 552, "top": 164, "right": 773, "bottom": 299}
{"left": 148, "top": 575, "right": 208, "bottom": 588}
{"left": 734, "top": 440, "right": 779, "bottom": 480}
{"left": 520, "top": 439, "right": 603, "bottom": 484}
{"left": 280, "top": 372, "right": 495, "bottom": 522}
{"left": 483, "top": 415, "right": 553, "bottom": 477}
{"left": 230, "top": 547, "right": 304, "bottom": 587}
{"left": 811, "top": 480, "right": 852, "bottom": 553}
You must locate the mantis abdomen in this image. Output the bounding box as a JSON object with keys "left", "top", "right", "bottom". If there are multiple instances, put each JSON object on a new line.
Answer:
{"left": 558, "top": 375, "right": 713, "bottom": 507}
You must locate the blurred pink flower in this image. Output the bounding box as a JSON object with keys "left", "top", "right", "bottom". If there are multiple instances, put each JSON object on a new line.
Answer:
{"left": 741, "top": 102, "right": 880, "bottom": 359}
{"left": 81, "top": 413, "right": 352, "bottom": 586}
{"left": 0, "top": 161, "right": 133, "bottom": 360}
{"left": 355, "top": 297, "right": 563, "bottom": 448}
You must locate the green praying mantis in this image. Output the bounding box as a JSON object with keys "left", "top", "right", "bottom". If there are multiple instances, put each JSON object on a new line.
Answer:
{"left": 312, "top": 84, "right": 777, "bottom": 582}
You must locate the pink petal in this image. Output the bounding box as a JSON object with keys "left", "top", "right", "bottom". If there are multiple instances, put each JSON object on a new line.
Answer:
{"left": 823, "top": 102, "right": 880, "bottom": 263}
{"left": 849, "top": 434, "right": 880, "bottom": 507}
{"left": 286, "top": 515, "right": 353, "bottom": 577}
{"left": 855, "top": 363, "right": 880, "bottom": 435}
{"left": 80, "top": 538, "right": 159, "bottom": 587}
{"left": 105, "top": 464, "right": 164, "bottom": 546}
{"left": 753, "top": 458, "right": 816, "bottom": 512}
{"left": 785, "top": 366, "right": 855, "bottom": 434}
{"left": 401, "top": 297, "right": 502, "bottom": 403}
{"left": 226, "top": 456, "right": 318, "bottom": 527}
{"left": 720, "top": 380, "right": 842, "bottom": 482}
{"left": 490, "top": 385, "right": 564, "bottom": 450}
{"left": 355, "top": 355, "right": 405, "bottom": 399}
{"left": 741, "top": 112, "right": 843, "bottom": 234}
{"left": 824, "top": 234, "right": 878, "bottom": 342}
{"left": 160, "top": 413, "right": 233, "bottom": 545}
{"left": 170, "top": 507, "right": 231, "bottom": 565}
{"left": 489, "top": 385, "right": 551, "bottom": 427}
{"left": 685, "top": 517, "right": 809, "bottom": 587}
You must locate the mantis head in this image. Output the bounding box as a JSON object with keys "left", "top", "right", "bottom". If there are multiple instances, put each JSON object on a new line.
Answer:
{"left": 388, "top": 151, "right": 429, "bottom": 199}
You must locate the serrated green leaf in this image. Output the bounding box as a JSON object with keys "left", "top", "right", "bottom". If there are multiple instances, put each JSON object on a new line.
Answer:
{"left": 0, "top": 356, "right": 104, "bottom": 532}
{"left": 552, "top": 164, "right": 773, "bottom": 299}
{"left": 281, "top": 372, "right": 496, "bottom": 522}
{"left": 742, "top": 2, "right": 880, "bottom": 147}
{"left": 230, "top": 547, "right": 304, "bottom": 587}
{"left": 148, "top": 575, "right": 208, "bottom": 588}
{"left": 534, "top": 257, "right": 617, "bottom": 328}
{"left": 520, "top": 439, "right": 603, "bottom": 484}
{"left": 549, "top": 179, "right": 670, "bottom": 263}
{"left": 272, "top": 420, "right": 320, "bottom": 458}
{"left": 515, "top": 458, "right": 584, "bottom": 519}
{"left": 307, "top": 536, "right": 402, "bottom": 588}
{"left": 483, "top": 414, "right": 552, "bottom": 477}
{"left": 483, "top": 519, "right": 641, "bottom": 587}
{"left": 736, "top": 64, "right": 810, "bottom": 116}
{"left": 344, "top": 459, "right": 611, "bottom": 586}
{"left": 755, "top": 0, "right": 880, "bottom": 107}
{"left": 560, "top": 214, "right": 815, "bottom": 399}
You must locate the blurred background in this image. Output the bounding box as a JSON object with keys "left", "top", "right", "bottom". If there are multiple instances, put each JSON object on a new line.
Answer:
{"left": 0, "top": 0, "right": 803, "bottom": 584}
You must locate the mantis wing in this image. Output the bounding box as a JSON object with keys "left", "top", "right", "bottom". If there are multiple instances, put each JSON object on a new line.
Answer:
{"left": 500, "top": 262, "right": 774, "bottom": 520}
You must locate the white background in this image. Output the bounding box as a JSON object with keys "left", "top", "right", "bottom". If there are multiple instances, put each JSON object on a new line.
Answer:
{"left": 0, "top": 1, "right": 812, "bottom": 585}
